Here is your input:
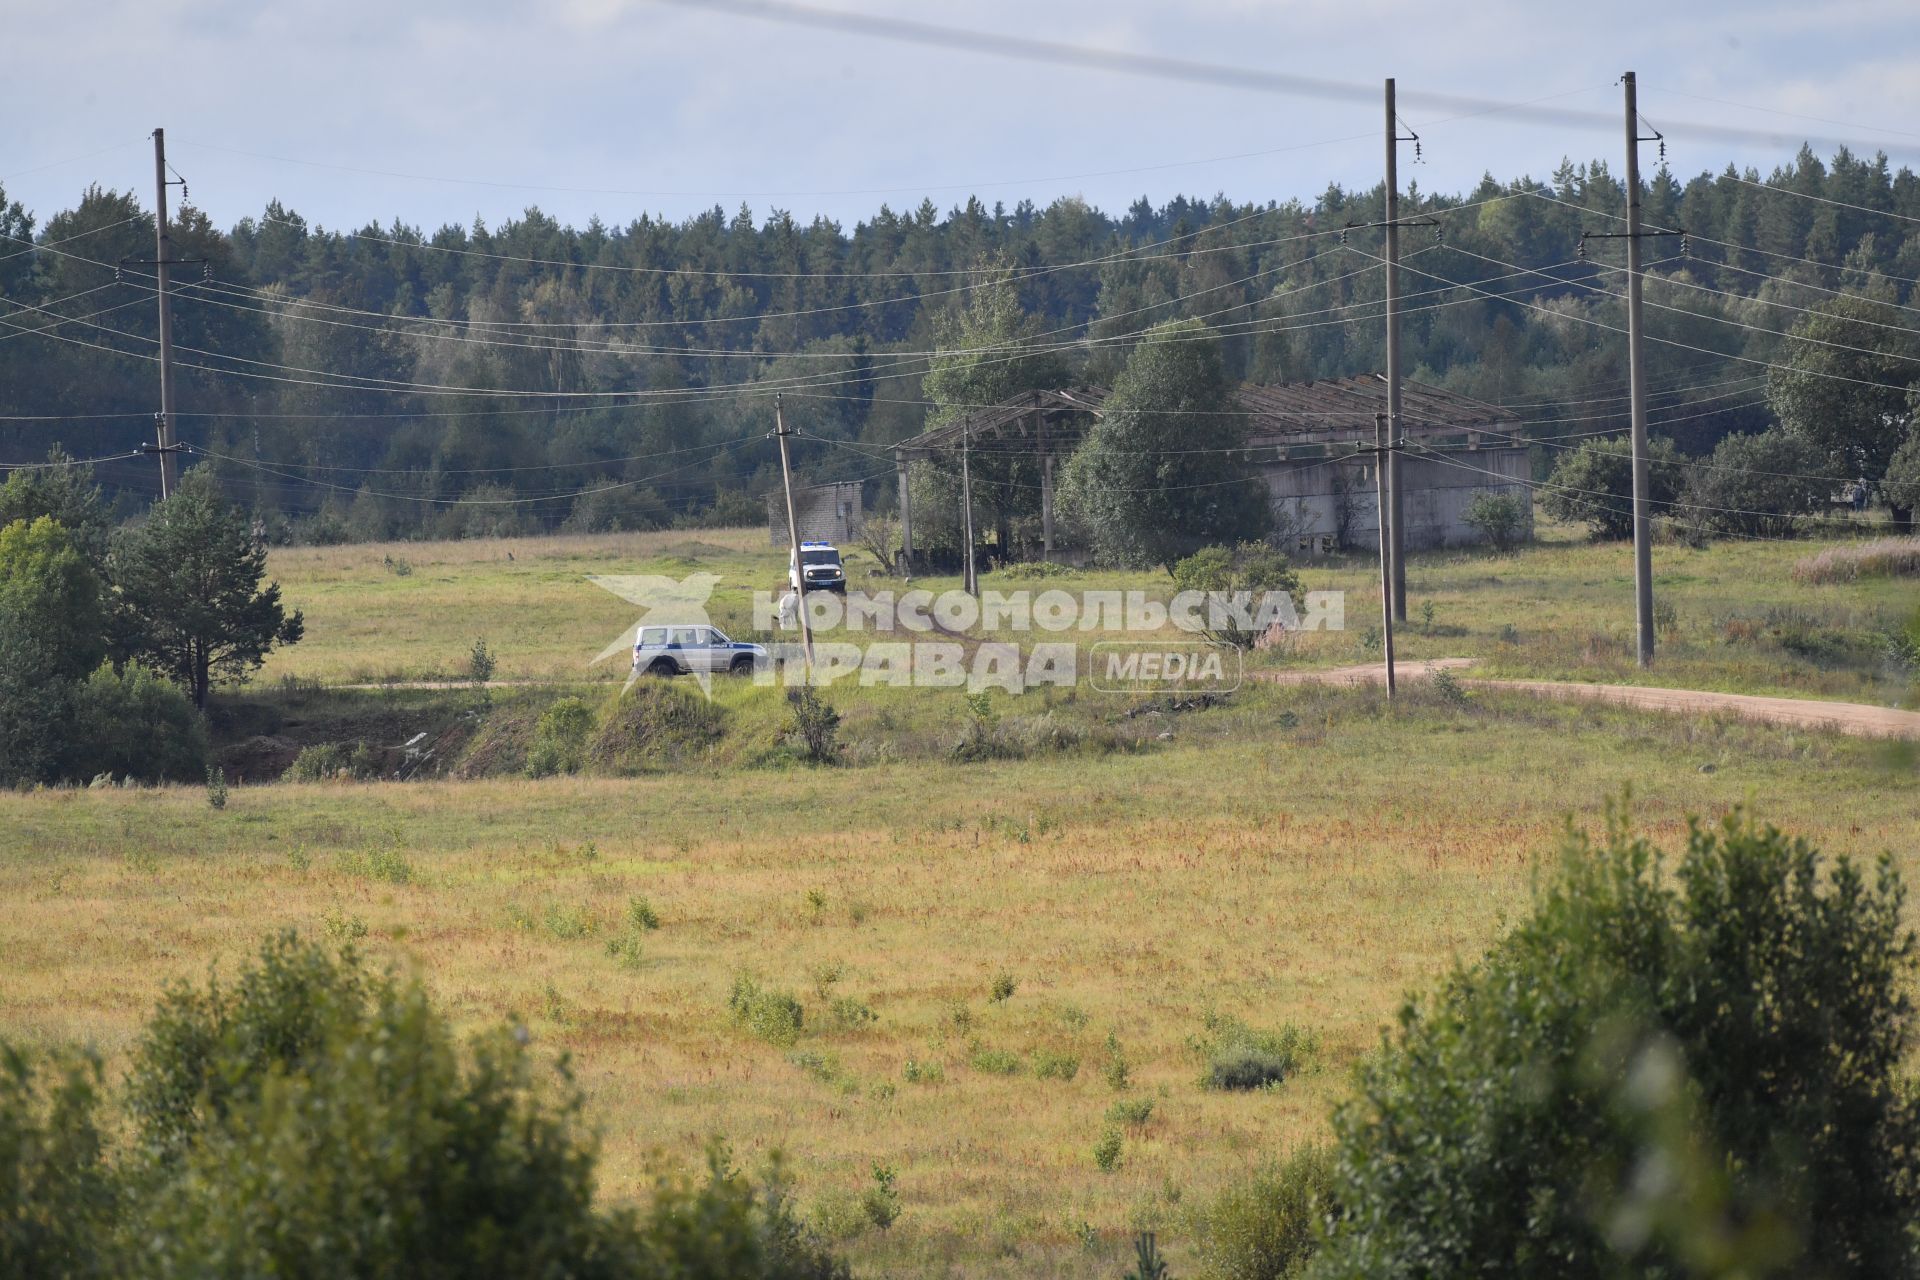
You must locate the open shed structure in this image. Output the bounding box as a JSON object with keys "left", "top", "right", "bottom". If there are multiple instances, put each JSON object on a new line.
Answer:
{"left": 890, "top": 375, "right": 1529, "bottom": 560}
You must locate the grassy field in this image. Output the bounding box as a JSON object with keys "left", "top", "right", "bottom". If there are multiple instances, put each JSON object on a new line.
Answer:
{"left": 259, "top": 519, "right": 1920, "bottom": 707}
{"left": 3, "top": 519, "right": 1915, "bottom": 1274}
{"left": 3, "top": 676, "right": 1915, "bottom": 1275}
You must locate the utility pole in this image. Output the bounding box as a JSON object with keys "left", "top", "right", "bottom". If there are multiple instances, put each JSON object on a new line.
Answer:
{"left": 959, "top": 422, "right": 977, "bottom": 596}
{"left": 1621, "top": 72, "right": 1655, "bottom": 668}
{"left": 1383, "top": 78, "right": 1407, "bottom": 622}
{"left": 773, "top": 395, "right": 813, "bottom": 676}
{"left": 1373, "top": 414, "right": 1397, "bottom": 699}
{"left": 151, "top": 128, "right": 180, "bottom": 499}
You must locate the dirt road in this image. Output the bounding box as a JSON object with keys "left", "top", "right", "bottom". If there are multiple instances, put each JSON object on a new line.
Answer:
{"left": 1261, "top": 659, "right": 1920, "bottom": 740}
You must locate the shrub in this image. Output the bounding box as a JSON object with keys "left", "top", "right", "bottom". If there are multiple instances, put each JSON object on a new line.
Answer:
{"left": 466, "top": 636, "right": 497, "bottom": 684}
{"left": 728, "top": 977, "right": 805, "bottom": 1047}
{"left": 64, "top": 661, "right": 209, "bottom": 783}
{"left": 1032, "top": 1050, "right": 1080, "bottom": 1081}
{"left": 826, "top": 997, "right": 878, "bottom": 1032}
{"left": 901, "top": 1059, "right": 944, "bottom": 1085}
{"left": 526, "top": 696, "right": 595, "bottom": 778}
{"left": 988, "top": 971, "right": 1017, "bottom": 1003}
{"left": 1170, "top": 542, "right": 1303, "bottom": 650}
{"left": 1461, "top": 490, "right": 1528, "bottom": 551}
{"left": 1312, "top": 807, "right": 1920, "bottom": 1278}
{"left": 1194, "top": 1014, "right": 1315, "bottom": 1092}
{"left": 1541, "top": 434, "right": 1684, "bottom": 539}
{"left": 281, "top": 740, "right": 378, "bottom": 782}
{"left": 784, "top": 687, "right": 841, "bottom": 765}
{"left": 1092, "top": 1126, "right": 1124, "bottom": 1172}
{"left": 0, "top": 1045, "right": 116, "bottom": 1280}
{"left": 1190, "top": 1145, "right": 1335, "bottom": 1280}
{"left": 204, "top": 766, "right": 228, "bottom": 810}
{"left": 120, "top": 932, "right": 848, "bottom": 1279}
{"left": 1106, "top": 1097, "right": 1155, "bottom": 1128}
{"left": 860, "top": 1163, "right": 900, "bottom": 1232}
{"left": 1884, "top": 429, "right": 1920, "bottom": 520}
{"left": 967, "top": 1047, "right": 1022, "bottom": 1076}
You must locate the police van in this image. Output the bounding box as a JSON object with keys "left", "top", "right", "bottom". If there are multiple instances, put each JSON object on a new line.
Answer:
{"left": 789, "top": 541, "right": 846, "bottom": 594}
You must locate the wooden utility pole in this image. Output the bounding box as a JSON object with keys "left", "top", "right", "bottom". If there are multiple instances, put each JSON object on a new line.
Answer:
{"left": 151, "top": 128, "right": 180, "bottom": 499}
{"left": 1383, "top": 79, "right": 1407, "bottom": 622}
{"left": 774, "top": 395, "right": 813, "bottom": 675}
{"left": 959, "top": 421, "right": 977, "bottom": 596}
{"left": 1622, "top": 72, "right": 1656, "bottom": 667}
{"left": 1374, "top": 414, "right": 1397, "bottom": 699}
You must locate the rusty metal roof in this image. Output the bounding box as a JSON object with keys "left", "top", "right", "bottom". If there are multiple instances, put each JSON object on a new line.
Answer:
{"left": 892, "top": 376, "right": 1518, "bottom": 459}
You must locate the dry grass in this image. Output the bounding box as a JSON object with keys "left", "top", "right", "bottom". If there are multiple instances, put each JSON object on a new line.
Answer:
{"left": 3, "top": 688, "right": 1914, "bottom": 1275}
{"left": 1791, "top": 536, "right": 1920, "bottom": 585}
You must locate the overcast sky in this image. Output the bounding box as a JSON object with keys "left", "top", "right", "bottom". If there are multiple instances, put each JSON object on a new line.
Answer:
{"left": 7, "top": 0, "right": 1920, "bottom": 236}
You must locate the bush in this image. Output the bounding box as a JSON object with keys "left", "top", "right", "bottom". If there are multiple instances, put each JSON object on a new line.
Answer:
{"left": 1541, "top": 434, "right": 1684, "bottom": 539}
{"left": 1170, "top": 542, "right": 1303, "bottom": 649}
{"left": 728, "top": 977, "right": 805, "bottom": 1047}
{"left": 114, "top": 931, "right": 849, "bottom": 1278}
{"left": 527, "top": 696, "right": 595, "bottom": 778}
{"left": 1195, "top": 1014, "right": 1316, "bottom": 1092}
{"left": 1191, "top": 1145, "right": 1335, "bottom": 1280}
{"left": 1461, "top": 490, "right": 1528, "bottom": 551}
{"left": 1092, "top": 1125, "right": 1124, "bottom": 1172}
{"left": 784, "top": 687, "right": 841, "bottom": 765}
{"left": 1683, "top": 428, "right": 1831, "bottom": 538}
{"left": 281, "top": 740, "right": 379, "bottom": 782}
{"left": 1312, "top": 807, "right": 1920, "bottom": 1278}
{"left": 64, "top": 661, "right": 210, "bottom": 784}
{"left": 0, "top": 1045, "right": 116, "bottom": 1280}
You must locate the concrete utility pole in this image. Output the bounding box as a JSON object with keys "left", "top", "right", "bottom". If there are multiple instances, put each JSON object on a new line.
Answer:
{"left": 1383, "top": 79, "right": 1407, "bottom": 621}
{"left": 773, "top": 395, "right": 813, "bottom": 676}
{"left": 151, "top": 128, "right": 180, "bottom": 499}
{"left": 959, "top": 422, "right": 977, "bottom": 596}
{"left": 1622, "top": 72, "right": 1656, "bottom": 667}
{"left": 1374, "top": 413, "right": 1397, "bottom": 699}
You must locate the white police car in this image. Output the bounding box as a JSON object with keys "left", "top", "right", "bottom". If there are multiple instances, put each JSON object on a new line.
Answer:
{"left": 632, "top": 625, "right": 768, "bottom": 677}
{"left": 789, "top": 541, "right": 846, "bottom": 594}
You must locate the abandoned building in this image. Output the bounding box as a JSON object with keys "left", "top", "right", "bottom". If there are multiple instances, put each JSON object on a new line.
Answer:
{"left": 889, "top": 377, "right": 1529, "bottom": 560}
{"left": 765, "top": 479, "right": 864, "bottom": 547}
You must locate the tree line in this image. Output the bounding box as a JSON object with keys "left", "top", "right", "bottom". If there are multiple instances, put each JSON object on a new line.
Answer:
{"left": 2, "top": 144, "right": 1919, "bottom": 539}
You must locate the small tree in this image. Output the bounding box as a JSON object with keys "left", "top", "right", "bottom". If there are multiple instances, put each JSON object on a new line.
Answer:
{"left": 1541, "top": 435, "right": 1684, "bottom": 540}
{"left": 1170, "top": 541, "right": 1303, "bottom": 650}
{"left": 0, "top": 447, "right": 113, "bottom": 572}
{"left": 1312, "top": 808, "right": 1920, "bottom": 1279}
{"left": 112, "top": 470, "right": 304, "bottom": 707}
{"left": 1683, "top": 428, "right": 1832, "bottom": 538}
{"left": 1461, "top": 490, "right": 1528, "bottom": 551}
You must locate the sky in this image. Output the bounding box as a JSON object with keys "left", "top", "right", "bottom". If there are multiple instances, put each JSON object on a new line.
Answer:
{"left": 6, "top": 0, "right": 1920, "bottom": 237}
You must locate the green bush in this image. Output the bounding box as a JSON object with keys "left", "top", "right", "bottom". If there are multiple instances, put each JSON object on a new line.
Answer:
{"left": 1190, "top": 1145, "right": 1335, "bottom": 1280}
{"left": 1092, "top": 1125, "right": 1124, "bottom": 1172}
{"left": 1461, "top": 490, "right": 1528, "bottom": 551}
{"left": 1031, "top": 1049, "right": 1080, "bottom": 1081}
{"left": 1312, "top": 808, "right": 1920, "bottom": 1278}
{"left": 527, "top": 696, "right": 596, "bottom": 778}
{"left": 0, "top": 1045, "right": 117, "bottom": 1280}
{"left": 1170, "top": 541, "right": 1303, "bottom": 649}
{"left": 1541, "top": 434, "right": 1684, "bottom": 540}
{"left": 784, "top": 687, "right": 841, "bottom": 765}
{"left": 109, "top": 932, "right": 849, "bottom": 1279}
{"left": 1106, "top": 1096, "right": 1155, "bottom": 1128}
{"left": 1194, "top": 1014, "right": 1316, "bottom": 1092}
{"left": 967, "top": 1046, "right": 1022, "bottom": 1076}
{"left": 728, "top": 977, "right": 805, "bottom": 1047}
{"left": 281, "top": 740, "right": 379, "bottom": 782}
{"left": 63, "top": 661, "right": 209, "bottom": 784}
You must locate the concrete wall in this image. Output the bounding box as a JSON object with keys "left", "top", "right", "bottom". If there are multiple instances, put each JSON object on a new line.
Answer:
{"left": 1260, "top": 447, "right": 1532, "bottom": 555}
{"left": 766, "top": 482, "right": 865, "bottom": 547}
